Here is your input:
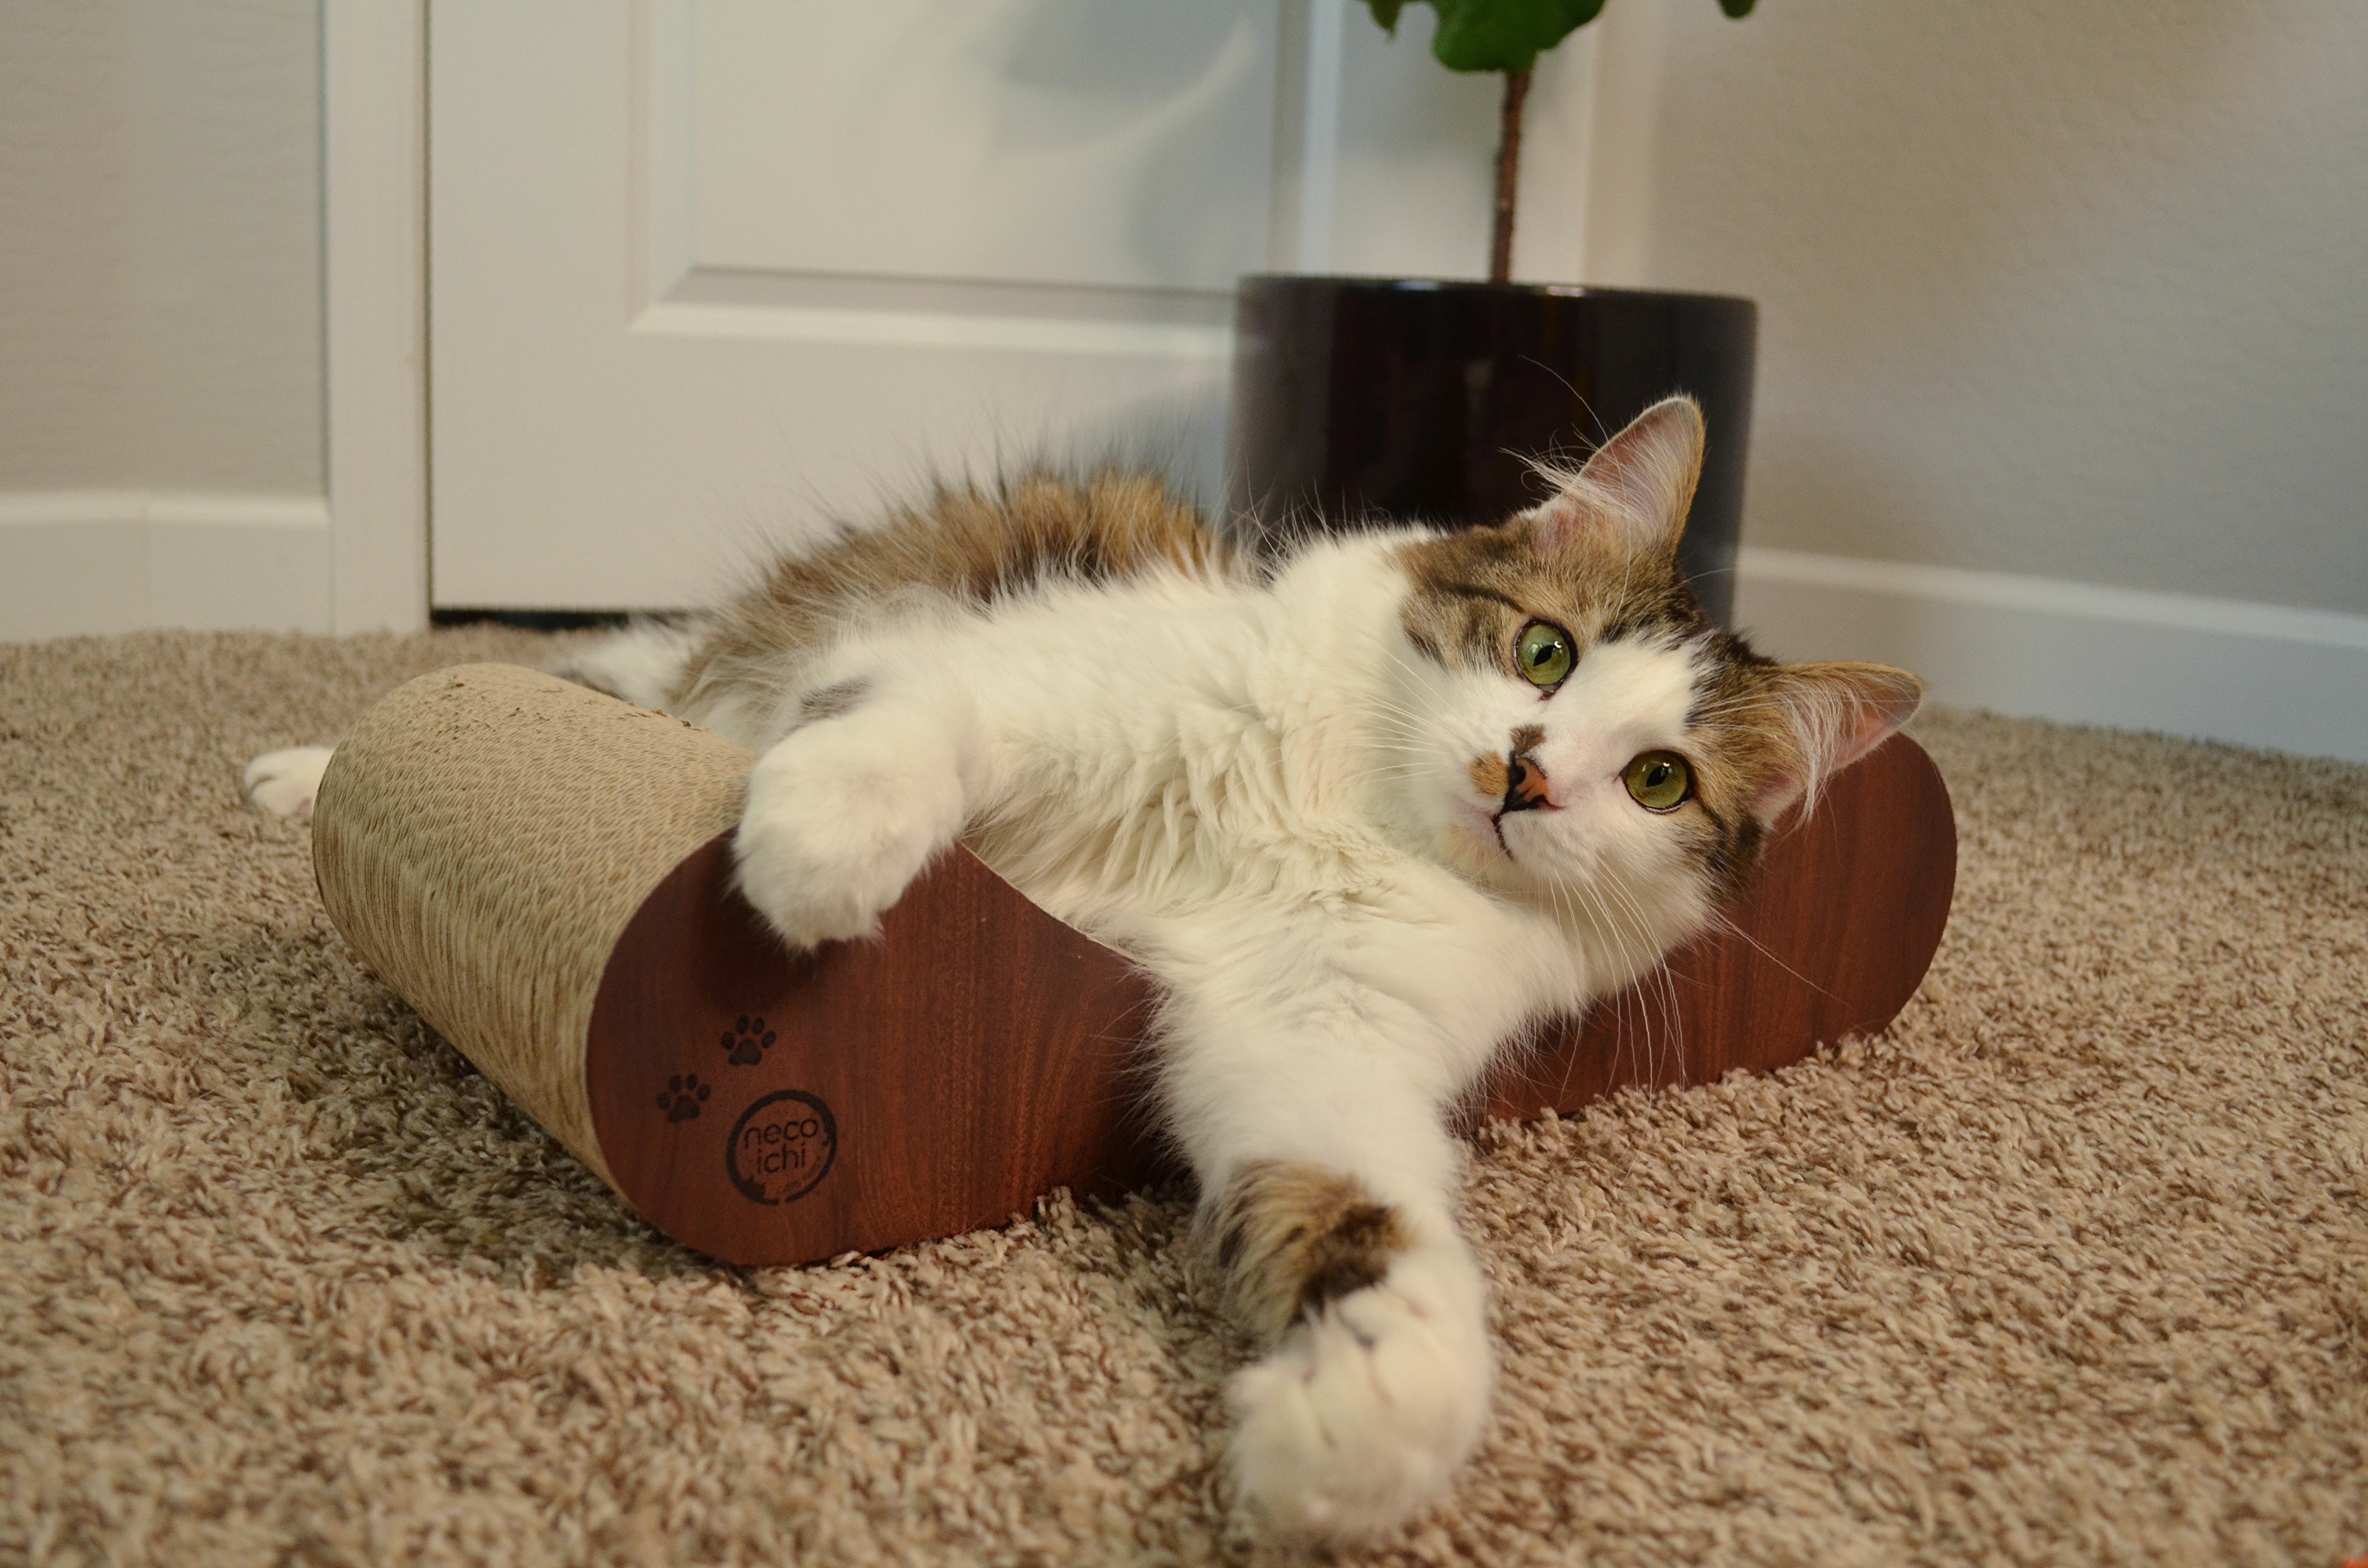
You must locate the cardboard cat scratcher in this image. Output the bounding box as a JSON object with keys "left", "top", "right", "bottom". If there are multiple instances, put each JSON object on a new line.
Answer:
{"left": 313, "top": 663, "right": 1956, "bottom": 1267}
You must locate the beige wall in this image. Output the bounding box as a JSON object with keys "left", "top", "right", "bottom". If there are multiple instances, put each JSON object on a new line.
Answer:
{"left": 4, "top": 0, "right": 2359, "bottom": 625}
{"left": 0, "top": 0, "right": 323, "bottom": 497}
{"left": 1620, "top": 0, "right": 2368, "bottom": 616}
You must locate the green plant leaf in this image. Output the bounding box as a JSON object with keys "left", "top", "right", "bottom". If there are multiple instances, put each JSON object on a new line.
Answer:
{"left": 1429, "top": 0, "right": 1604, "bottom": 74}
{"left": 1358, "top": 0, "right": 1750, "bottom": 73}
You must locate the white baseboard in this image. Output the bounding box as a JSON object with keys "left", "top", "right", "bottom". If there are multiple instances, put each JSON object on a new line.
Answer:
{"left": 4, "top": 506, "right": 2359, "bottom": 763}
{"left": 1734, "top": 546, "right": 2368, "bottom": 764}
{"left": 0, "top": 491, "right": 332, "bottom": 641}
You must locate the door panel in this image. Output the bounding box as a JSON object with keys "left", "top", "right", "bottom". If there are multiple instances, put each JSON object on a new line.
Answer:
{"left": 686, "top": 3, "right": 1276, "bottom": 291}
{"left": 430, "top": 1, "right": 1272, "bottom": 610}
{"left": 428, "top": 0, "right": 1569, "bottom": 611}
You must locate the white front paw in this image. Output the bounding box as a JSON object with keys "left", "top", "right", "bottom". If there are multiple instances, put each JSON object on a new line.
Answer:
{"left": 732, "top": 724, "right": 964, "bottom": 951}
{"left": 1227, "top": 1254, "right": 1494, "bottom": 1539}
{"left": 242, "top": 746, "right": 336, "bottom": 817}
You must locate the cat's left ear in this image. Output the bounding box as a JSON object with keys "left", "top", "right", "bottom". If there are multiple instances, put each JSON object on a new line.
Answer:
{"left": 1752, "top": 662, "right": 1925, "bottom": 822}
{"left": 1528, "top": 395, "right": 1706, "bottom": 557}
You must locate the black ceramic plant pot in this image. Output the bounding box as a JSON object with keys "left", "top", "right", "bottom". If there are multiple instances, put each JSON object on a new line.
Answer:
{"left": 1226, "top": 276, "right": 1757, "bottom": 627}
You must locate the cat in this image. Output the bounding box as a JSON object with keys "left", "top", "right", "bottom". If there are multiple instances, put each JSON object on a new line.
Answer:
{"left": 245, "top": 397, "right": 1921, "bottom": 1538}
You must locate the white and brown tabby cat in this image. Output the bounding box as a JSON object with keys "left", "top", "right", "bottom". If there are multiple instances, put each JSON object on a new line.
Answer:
{"left": 247, "top": 397, "right": 1920, "bottom": 1537}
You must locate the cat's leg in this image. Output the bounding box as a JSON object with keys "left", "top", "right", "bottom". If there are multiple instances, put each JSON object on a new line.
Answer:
{"left": 245, "top": 621, "right": 704, "bottom": 818}
{"left": 242, "top": 746, "right": 336, "bottom": 817}
{"left": 547, "top": 617, "right": 705, "bottom": 711}
{"left": 731, "top": 682, "right": 974, "bottom": 949}
{"left": 1170, "top": 1023, "right": 1495, "bottom": 1539}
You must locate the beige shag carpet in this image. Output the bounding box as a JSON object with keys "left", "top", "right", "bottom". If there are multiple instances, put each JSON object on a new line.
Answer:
{"left": 2, "top": 629, "right": 2364, "bottom": 1567}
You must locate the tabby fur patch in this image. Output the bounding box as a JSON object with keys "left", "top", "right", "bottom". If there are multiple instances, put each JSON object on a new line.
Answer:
{"left": 673, "top": 470, "right": 1245, "bottom": 720}
{"left": 1208, "top": 1161, "right": 1415, "bottom": 1341}
{"left": 1394, "top": 516, "right": 1704, "bottom": 678}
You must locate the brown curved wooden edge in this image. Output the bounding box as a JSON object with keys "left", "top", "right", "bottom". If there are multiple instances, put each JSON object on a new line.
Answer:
{"left": 586, "top": 841, "right": 1165, "bottom": 1267}
{"left": 585, "top": 734, "right": 1955, "bottom": 1267}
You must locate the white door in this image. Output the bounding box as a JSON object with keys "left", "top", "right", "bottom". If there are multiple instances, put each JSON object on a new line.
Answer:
{"left": 426, "top": 1, "right": 1598, "bottom": 612}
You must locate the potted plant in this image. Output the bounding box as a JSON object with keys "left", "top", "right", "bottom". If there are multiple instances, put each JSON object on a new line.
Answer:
{"left": 1228, "top": 0, "right": 1759, "bottom": 624}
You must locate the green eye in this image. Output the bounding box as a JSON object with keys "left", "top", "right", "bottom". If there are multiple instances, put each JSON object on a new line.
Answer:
{"left": 1516, "top": 621, "right": 1575, "bottom": 687}
{"left": 1623, "top": 751, "right": 1693, "bottom": 812}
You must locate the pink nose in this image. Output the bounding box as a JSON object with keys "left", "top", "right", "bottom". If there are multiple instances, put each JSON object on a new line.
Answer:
{"left": 1503, "top": 752, "right": 1554, "bottom": 812}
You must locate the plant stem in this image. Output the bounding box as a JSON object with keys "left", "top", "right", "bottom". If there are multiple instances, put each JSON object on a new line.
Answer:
{"left": 1490, "top": 67, "right": 1531, "bottom": 284}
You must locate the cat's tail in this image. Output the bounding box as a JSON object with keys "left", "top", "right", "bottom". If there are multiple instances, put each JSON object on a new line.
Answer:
{"left": 547, "top": 616, "right": 708, "bottom": 713}
{"left": 243, "top": 746, "right": 336, "bottom": 817}
{"left": 243, "top": 619, "right": 709, "bottom": 819}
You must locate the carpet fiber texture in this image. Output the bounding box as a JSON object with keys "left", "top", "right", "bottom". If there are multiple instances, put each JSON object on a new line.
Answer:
{"left": 2, "top": 629, "right": 2364, "bottom": 1566}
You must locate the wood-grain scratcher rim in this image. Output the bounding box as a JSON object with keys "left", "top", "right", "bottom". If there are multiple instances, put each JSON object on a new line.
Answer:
{"left": 311, "top": 664, "right": 753, "bottom": 1190}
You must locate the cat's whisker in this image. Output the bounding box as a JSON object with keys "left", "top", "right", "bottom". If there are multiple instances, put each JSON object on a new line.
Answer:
{"left": 1544, "top": 871, "right": 1638, "bottom": 1104}
{"left": 1701, "top": 908, "right": 1841, "bottom": 1003}
{"left": 1591, "top": 882, "right": 1673, "bottom": 1088}
{"left": 1615, "top": 864, "right": 1689, "bottom": 1081}
{"left": 1539, "top": 863, "right": 1642, "bottom": 1079}
{"left": 1603, "top": 874, "right": 1688, "bottom": 1086}
{"left": 1554, "top": 859, "right": 1681, "bottom": 1089}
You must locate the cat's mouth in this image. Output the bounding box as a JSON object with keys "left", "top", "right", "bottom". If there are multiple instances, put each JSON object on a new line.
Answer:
{"left": 1487, "top": 797, "right": 1558, "bottom": 860}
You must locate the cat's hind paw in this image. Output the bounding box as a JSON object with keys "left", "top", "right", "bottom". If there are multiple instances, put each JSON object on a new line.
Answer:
{"left": 1226, "top": 1252, "right": 1493, "bottom": 1539}
{"left": 242, "top": 746, "right": 336, "bottom": 817}
{"left": 731, "top": 719, "right": 964, "bottom": 951}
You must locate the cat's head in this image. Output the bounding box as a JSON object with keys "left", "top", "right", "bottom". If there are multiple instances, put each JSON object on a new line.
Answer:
{"left": 1381, "top": 396, "right": 1921, "bottom": 942}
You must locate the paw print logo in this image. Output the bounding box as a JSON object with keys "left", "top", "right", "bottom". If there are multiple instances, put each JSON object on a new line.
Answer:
{"left": 655, "top": 1074, "right": 712, "bottom": 1123}
{"left": 722, "top": 1015, "right": 777, "bottom": 1068}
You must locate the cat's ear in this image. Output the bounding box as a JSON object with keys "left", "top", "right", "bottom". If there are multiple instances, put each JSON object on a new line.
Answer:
{"left": 1752, "top": 661, "right": 1924, "bottom": 822}
{"left": 1528, "top": 396, "right": 1706, "bottom": 557}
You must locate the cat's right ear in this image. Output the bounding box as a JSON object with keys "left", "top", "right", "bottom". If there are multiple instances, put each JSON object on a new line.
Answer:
{"left": 1527, "top": 396, "right": 1706, "bottom": 558}
{"left": 1752, "top": 661, "right": 1925, "bottom": 822}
